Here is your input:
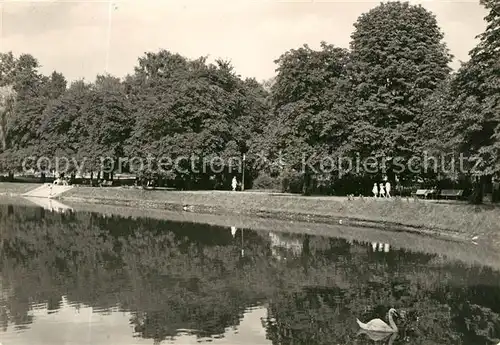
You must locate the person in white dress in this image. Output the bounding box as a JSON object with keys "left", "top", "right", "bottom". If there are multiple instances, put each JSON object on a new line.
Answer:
{"left": 385, "top": 180, "right": 392, "bottom": 198}
{"left": 232, "top": 176, "right": 237, "bottom": 191}
{"left": 379, "top": 183, "right": 386, "bottom": 197}
{"left": 372, "top": 183, "right": 378, "bottom": 197}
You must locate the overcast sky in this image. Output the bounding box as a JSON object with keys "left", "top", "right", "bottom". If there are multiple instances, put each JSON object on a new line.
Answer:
{"left": 0, "top": 0, "right": 489, "bottom": 83}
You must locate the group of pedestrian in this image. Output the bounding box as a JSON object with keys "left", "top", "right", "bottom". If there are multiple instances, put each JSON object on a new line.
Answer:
{"left": 372, "top": 180, "right": 391, "bottom": 198}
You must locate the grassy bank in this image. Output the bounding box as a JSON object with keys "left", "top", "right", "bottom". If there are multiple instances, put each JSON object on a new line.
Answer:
{"left": 0, "top": 182, "right": 42, "bottom": 195}
{"left": 1, "top": 195, "right": 499, "bottom": 270}
{"left": 56, "top": 186, "right": 500, "bottom": 242}
{"left": 59, "top": 201, "right": 500, "bottom": 270}
{"left": 1, "top": 183, "right": 498, "bottom": 243}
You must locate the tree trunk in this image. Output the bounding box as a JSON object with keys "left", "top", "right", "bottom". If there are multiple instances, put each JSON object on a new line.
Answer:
{"left": 302, "top": 166, "right": 312, "bottom": 196}
{"left": 492, "top": 178, "right": 500, "bottom": 203}
{"left": 470, "top": 176, "right": 483, "bottom": 204}
{"left": 493, "top": 186, "right": 500, "bottom": 203}
{"left": 0, "top": 126, "right": 6, "bottom": 152}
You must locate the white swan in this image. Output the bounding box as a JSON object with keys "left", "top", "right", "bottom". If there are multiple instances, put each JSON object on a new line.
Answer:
{"left": 356, "top": 308, "right": 399, "bottom": 333}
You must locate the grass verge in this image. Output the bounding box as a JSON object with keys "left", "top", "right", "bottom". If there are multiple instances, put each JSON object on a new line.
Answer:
{"left": 2, "top": 195, "right": 499, "bottom": 271}
{"left": 0, "top": 182, "right": 42, "bottom": 195}
{"left": 56, "top": 187, "right": 500, "bottom": 243}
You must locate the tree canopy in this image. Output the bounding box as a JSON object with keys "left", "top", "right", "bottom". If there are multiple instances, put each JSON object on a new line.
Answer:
{"left": 0, "top": 0, "right": 498, "bottom": 200}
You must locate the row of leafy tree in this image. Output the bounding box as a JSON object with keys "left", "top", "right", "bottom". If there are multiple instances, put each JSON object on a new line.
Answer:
{"left": 0, "top": 1, "right": 499, "bottom": 199}
{"left": 0, "top": 51, "right": 269, "bottom": 190}
{"left": 258, "top": 0, "right": 500, "bottom": 200}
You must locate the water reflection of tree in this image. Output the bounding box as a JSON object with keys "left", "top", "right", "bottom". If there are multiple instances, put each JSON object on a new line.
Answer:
{"left": 262, "top": 249, "right": 500, "bottom": 345}
{"left": 0, "top": 205, "right": 273, "bottom": 342}
{"left": 0, "top": 205, "right": 499, "bottom": 344}
{"left": 433, "top": 284, "right": 500, "bottom": 344}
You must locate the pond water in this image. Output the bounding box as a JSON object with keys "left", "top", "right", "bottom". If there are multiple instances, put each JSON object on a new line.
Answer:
{"left": 0, "top": 203, "right": 500, "bottom": 345}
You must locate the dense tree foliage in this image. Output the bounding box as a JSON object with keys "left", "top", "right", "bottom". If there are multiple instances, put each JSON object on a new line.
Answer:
{"left": 0, "top": 0, "right": 498, "bottom": 200}
{"left": 125, "top": 51, "right": 269, "bottom": 189}
{"left": 345, "top": 2, "right": 452, "bottom": 182}
{"left": 260, "top": 43, "right": 350, "bottom": 194}
{"left": 0, "top": 49, "right": 270, "bottom": 188}
{"left": 448, "top": 0, "right": 500, "bottom": 177}
{"left": 255, "top": 0, "right": 498, "bottom": 200}
{"left": 415, "top": 0, "right": 500, "bottom": 202}
{"left": 0, "top": 54, "right": 65, "bottom": 175}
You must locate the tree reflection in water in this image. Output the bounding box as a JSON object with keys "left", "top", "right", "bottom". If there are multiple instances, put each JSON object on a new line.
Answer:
{"left": 0, "top": 204, "right": 499, "bottom": 344}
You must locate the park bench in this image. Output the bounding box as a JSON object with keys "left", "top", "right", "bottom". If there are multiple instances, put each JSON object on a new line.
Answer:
{"left": 412, "top": 189, "right": 436, "bottom": 199}
{"left": 439, "top": 189, "right": 463, "bottom": 200}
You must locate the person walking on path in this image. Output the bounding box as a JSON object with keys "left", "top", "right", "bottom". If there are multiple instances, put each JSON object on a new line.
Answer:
{"left": 372, "top": 183, "right": 378, "bottom": 198}
{"left": 379, "top": 183, "right": 386, "bottom": 198}
{"left": 385, "top": 180, "right": 391, "bottom": 198}
{"left": 232, "top": 176, "right": 238, "bottom": 191}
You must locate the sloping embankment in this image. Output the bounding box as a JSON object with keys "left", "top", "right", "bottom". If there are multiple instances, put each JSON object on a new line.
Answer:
{"left": 57, "top": 187, "right": 500, "bottom": 245}
{"left": 2, "top": 195, "right": 498, "bottom": 272}
{"left": 22, "top": 183, "right": 73, "bottom": 198}
{"left": 0, "top": 182, "right": 42, "bottom": 196}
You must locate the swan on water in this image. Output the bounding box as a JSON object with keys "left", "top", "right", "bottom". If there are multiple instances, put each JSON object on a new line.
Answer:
{"left": 356, "top": 308, "right": 399, "bottom": 333}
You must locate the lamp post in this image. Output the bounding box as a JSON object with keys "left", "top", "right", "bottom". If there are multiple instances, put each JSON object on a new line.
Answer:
{"left": 242, "top": 153, "right": 246, "bottom": 191}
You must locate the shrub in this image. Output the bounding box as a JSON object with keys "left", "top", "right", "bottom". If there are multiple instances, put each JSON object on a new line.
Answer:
{"left": 280, "top": 170, "right": 303, "bottom": 194}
